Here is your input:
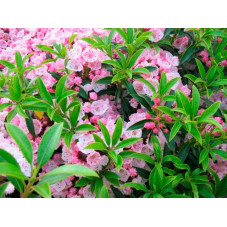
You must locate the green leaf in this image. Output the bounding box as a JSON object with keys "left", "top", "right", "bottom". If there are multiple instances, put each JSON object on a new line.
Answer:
{"left": 55, "top": 75, "right": 67, "bottom": 100}
{"left": 199, "top": 118, "right": 223, "bottom": 130}
{"left": 128, "top": 49, "right": 143, "bottom": 68}
{"left": 180, "top": 45, "right": 196, "bottom": 65}
{"left": 132, "top": 67, "right": 150, "bottom": 74}
{"left": 49, "top": 72, "right": 61, "bottom": 80}
{"left": 98, "top": 120, "right": 111, "bottom": 146}
{"left": 33, "top": 183, "right": 51, "bottom": 198}
{"left": 25, "top": 110, "right": 36, "bottom": 138}
{"left": 7, "top": 176, "right": 24, "bottom": 193}
{"left": 133, "top": 74, "right": 156, "bottom": 94}
{"left": 149, "top": 163, "right": 163, "bottom": 192}
{"left": 156, "top": 106, "right": 177, "bottom": 120}
{"left": 78, "top": 86, "right": 88, "bottom": 100}
{"left": 191, "top": 85, "right": 200, "bottom": 117}
{"left": 75, "top": 177, "right": 92, "bottom": 187}
{"left": 109, "top": 150, "right": 123, "bottom": 171}
{"left": 165, "top": 194, "right": 190, "bottom": 198}
{"left": 81, "top": 37, "right": 96, "bottom": 45}
{"left": 64, "top": 132, "right": 73, "bottom": 149}
{"left": 40, "top": 164, "right": 98, "bottom": 185}
{"left": 151, "top": 135, "right": 162, "bottom": 162}
{"left": 112, "top": 117, "right": 123, "bottom": 146}
{"left": 116, "top": 50, "right": 126, "bottom": 68}
{"left": 115, "top": 137, "right": 142, "bottom": 150}
{"left": 112, "top": 73, "right": 125, "bottom": 83}
{"left": 108, "top": 29, "right": 115, "bottom": 44}
{"left": 198, "top": 101, "right": 221, "bottom": 121}
{"left": 0, "top": 103, "right": 13, "bottom": 112}
{"left": 102, "top": 60, "right": 122, "bottom": 69}
{"left": 159, "top": 72, "right": 167, "bottom": 95}
{"left": 184, "top": 74, "right": 197, "bottom": 83}
{"left": 169, "top": 122, "right": 183, "bottom": 141}
{"left": 162, "top": 77, "right": 180, "bottom": 95}
{"left": 207, "top": 65, "right": 217, "bottom": 84}
{"left": 37, "top": 78, "right": 53, "bottom": 106}
{"left": 0, "top": 182, "right": 9, "bottom": 198}
{"left": 191, "top": 182, "right": 199, "bottom": 198}
{"left": 195, "top": 58, "right": 206, "bottom": 80}
{"left": 69, "top": 104, "right": 81, "bottom": 128}
{"left": 199, "top": 149, "right": 209, "bottom": 164}
{"left": 95, "top": 76, "right": 113, "bottom": 84}
{"left": 92, "top": 133, "right": 106, "bottom": 147}
{"left": 212, "top": 149, "right": 227, "bottom": 159}
{"left": 216, "top": 175, "right": 227, "bottom": 197}
{"left": 134, "top": 36, "right": 149, "bottom": 48}
{"left": 101, "top": 170, "right": 120, "bottom": 179}
{"left": 37, "top": 123, "right": 63, "bottom": 168}
{"left": 144, "top": 66, "right": 157, "bottom": 72}
{"left": 127, "top": 119, "right": 152, "bottom": 130}
{"left": 94, "top": 177, "right": 104, "bottom": 197}
{"left": 0, "top": 163, "right": 27, "bottom": 180}
{"left": 190, "top": 124, "right": 202, "bottom": 145}
{"left": 6, "top": 107, "right": 17, "bottom": 122}
{"left": 76, "top": 124, "right": 97, "bottom": 131}
{"left": 123, "top": 79, "right": 151, "bottom": 111}
{"left": 68, "top": 34, "right": 78, "bottom": 45}
{"left": 178, "top": 91, "right": 191, "bottom": 114}
{"left": 36, "top": 45, "right": 58, "bottom": 55}
{"left": 116, "top": 155, "right": 123, "bottom": 171}
{"left": 15, "top": 52, "right": 23, "bottom": 73}
{"left": 115, "top": 28, "right": 128, "bottom": 42}
{"left": 198, "top": 185, "right": 215, "bottom": 198}
{"left": 5, "top": 123, "right": 33, "bottom": 165}
{"left": 210, "top": 79, "right": 227, "bottom": 86}
{"left": 0, "top": 60, "right": 15, "bottom": 69}
{"left": 122, "top": 182, "right": 148, "bottom": 192}
{"left": 15, "top": 104, "right": 28, "bottom": 118}
{"left": 84, "top": 142, "right": 107, "bottom": 151}
{"left": 178, "top": 143, "right": 190, "bottom": 162}
{"left": 119, "top": 150, "right": 155, "bottom": 164}
{"left": 0, "top": 149, "right": 20, "bottom": 169}
{"left": 162, "top": 155, "right": 182, "bottom": 165}
{"left": 100, "top": 185, "right": 110, "bottom": 198}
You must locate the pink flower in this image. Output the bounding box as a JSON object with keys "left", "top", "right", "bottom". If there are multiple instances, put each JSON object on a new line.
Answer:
{"left": 89, "top": 92, "right": 98, "bottom": 101}
{"left": 154, "top": 98, "right": 160, "bottom": 105}
{"left": 144, "top": 122, "right": 156, "bottom": 129}
{"left": 74, "top": 76, "right": 82, "bottom": 85}
{"left": 82, "top": 47, "right": 98, "bottom": 62}
{"left": 67, "top": 59, "right": 83, "bottom": 72}
{"left": 153, "top": 128, "right": 159, "bottom": 133}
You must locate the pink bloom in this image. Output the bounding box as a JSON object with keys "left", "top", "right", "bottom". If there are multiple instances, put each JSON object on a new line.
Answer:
{"left": 154, "top": 98, "right": 161, "bottom": 105}
{"left": 89, "top": 92, "right": 98, "bottom": 101}
{"left": 153, "top": 128, "right": 158, "bottom": 133}
{"left": 144, "top": 122, "right": 156, "bottom": 129}
{"left": 82, "top": 47, "right": 98, "bottom": 62}
{"left": 74, "top": 76, "right": 82, "bottom": 85}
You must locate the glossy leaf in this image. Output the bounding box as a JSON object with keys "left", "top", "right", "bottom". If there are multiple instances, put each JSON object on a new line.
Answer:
{"left": 5, "top": 123, "right": 33, "bottom": 165}
{"left": 40, "top": 164, "right": 98, "bottom": 185}
{"left": 0, "top": 163, "right": 27, "bottom": 180}
{"left": 115, "top": 137, "right": 142, "bottom": 150}
{"left": 98, "top": 120, "right": 111, "bottom": 146}
{"left": 112, "top": 117, "right": 123, "bottom": 146}
{"left": 37, "top": 123, "right": 63, "bottom": 168}
{"left": 33, "top": 183, "right": 51, "bottom": 198}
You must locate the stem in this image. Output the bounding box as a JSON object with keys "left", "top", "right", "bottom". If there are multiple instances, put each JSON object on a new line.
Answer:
{"left": 20, "top": 167, "right": 39, "bottom": 198}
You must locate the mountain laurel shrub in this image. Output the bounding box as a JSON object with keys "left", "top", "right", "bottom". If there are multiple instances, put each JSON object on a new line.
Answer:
{"left": 0, "top": 28, "right": 226, "bottom": 198}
